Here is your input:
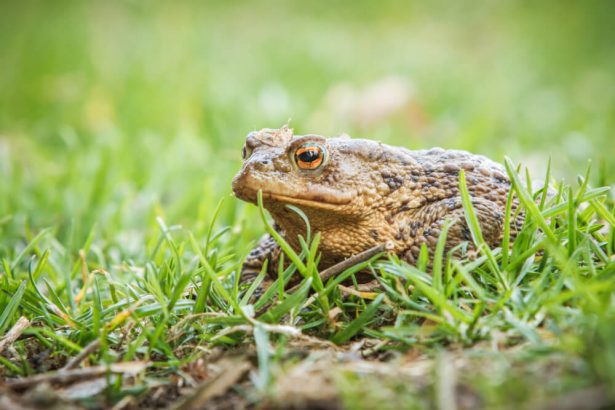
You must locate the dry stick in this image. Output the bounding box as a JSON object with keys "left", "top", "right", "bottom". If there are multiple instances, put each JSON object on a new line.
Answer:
{"left": 61, "top": 339, "right": 102, "bottom": 370}
{"left": 5, "top": 361, "right": 150, "bottom": 390}
{"left": 174, "top": 359, "right": 251, "bottom": 410}
{"left": 0, "top": 316, "right": 30, "bottom": 354}
{"left": 286, "top": 242, "right": 392, "bottom": 294}
{"left": 255, "top": 242, "right": 392, "bottom": 317}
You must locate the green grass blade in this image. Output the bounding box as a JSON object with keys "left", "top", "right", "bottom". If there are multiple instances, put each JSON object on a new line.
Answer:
{"left": 505, "top": 158, "right": 557, "bottom": 243}
{"left": 432, "top": 220, "right": 453, "bottom": 292}
{"left": 0, "top": 280, "right": 27, "bottom": 334}
{"left": 331, "top": 293, "right": 385, "bottom": 344}
{"left": 501, "top": 188, "right": 515, "bottom": 271}
{"left": 567, "top": 187, "right": 577, "bottom": 256}
{"left": 458, "top": 170, "right": 507, "bottom": 289}
{"left": 589, "top": 199, "right": 615, "bottom": 227}
{"left": 258, "top": 278, "right": 312, "bottom": 323}
{"left": 256, "top": 190, "right": 307, "bottom": 275}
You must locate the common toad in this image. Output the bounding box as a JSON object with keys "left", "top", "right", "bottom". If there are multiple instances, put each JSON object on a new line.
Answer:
{"left": 232, "top": 126, "right": 521, "bottom": 288}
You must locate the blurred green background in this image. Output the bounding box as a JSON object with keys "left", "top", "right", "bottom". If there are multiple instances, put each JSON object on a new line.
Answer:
{"left": 1, "top": 0, "right": 614, "bottom": 256}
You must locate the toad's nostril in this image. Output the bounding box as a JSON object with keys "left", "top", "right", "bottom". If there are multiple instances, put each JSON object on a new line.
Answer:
{"left": 253, "top": 158, "right": 274, "bottom": 171}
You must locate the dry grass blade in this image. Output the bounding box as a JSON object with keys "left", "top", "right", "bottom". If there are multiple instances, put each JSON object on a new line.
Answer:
{"left": 436, "top": 351, "right": 458, "bottom": 410}
{"left": 61, "top": 339, "right": 101, "bottom": 370}
{"left": 0, "top": 316, "right": 29, "bottom": 354}
{"left": 5, "top": 361, "right": 150, "bottom": 390}
{"left": 58, "top": 376, "right": 117, "bottom": 400}
{"left": 173, "top": 359, "right": 251, "bottom": 410}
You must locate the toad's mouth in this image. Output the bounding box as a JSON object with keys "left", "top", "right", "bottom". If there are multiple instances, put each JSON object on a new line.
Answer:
{"left": 235, "top": 187, "right": 353, "bottom": 210}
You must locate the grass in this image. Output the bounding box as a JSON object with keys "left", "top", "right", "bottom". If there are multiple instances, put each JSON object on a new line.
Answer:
{"left": 1, "top": 157, "right": 614, "bottom": 408}
{"left": 1, "top": 1, "right": 615, "bottom": 409}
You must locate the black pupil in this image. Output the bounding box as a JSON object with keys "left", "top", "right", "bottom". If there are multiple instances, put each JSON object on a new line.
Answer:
{"left": 298, "top": 149, "right": 320, "bottom": 163}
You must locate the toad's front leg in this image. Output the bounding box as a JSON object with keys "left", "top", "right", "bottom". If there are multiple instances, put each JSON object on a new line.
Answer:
{"left": 240, "top": 233, "right": 281, "bottom": 300}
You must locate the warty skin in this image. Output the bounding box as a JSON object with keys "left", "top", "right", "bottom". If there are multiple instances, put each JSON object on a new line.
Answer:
{"left": 232, "top": 126, "right": 521, "bottom": 285}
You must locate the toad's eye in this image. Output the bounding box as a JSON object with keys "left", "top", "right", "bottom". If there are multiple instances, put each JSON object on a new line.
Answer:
{"left": 294, "top": 144, "right": 326, "bottom": 170}
{"left": 242, "top": 145, "right": 253, "bottom": 160}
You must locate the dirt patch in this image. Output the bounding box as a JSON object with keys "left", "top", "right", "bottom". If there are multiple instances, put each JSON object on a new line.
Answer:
{"left": 2, "top": 337, "right": 613, "bottom": 410}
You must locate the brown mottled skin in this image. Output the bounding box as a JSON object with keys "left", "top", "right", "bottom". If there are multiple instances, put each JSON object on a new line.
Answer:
{"left": 232, "top": 126, "right": 521, "bottom": 290}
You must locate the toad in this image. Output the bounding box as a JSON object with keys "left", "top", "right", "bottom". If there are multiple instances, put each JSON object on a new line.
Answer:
{"left": 232, "top": 126, "right": 521, "bottom": 289}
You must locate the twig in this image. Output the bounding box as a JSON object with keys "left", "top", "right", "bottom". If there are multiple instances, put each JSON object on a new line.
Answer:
{"left": 361, "top": 339, "right": 390, "bottom": 357}
{"left": 255, "top": 243, "right": 391, "bottom": 317}
{"left": 173, "top": 359, "right": 251, "bottom": 410}
{"left": 435, "top": 351, "right": 457, "bottom": 410}
{"left": 5, "top": 361, "right": 150, "bottom": 390}
{"left": 211, "top": 323, "right": 301, "bottom": 341}
{"left": 110, "top": 395, "right": 135, "bottom": 410}
{"left": 0, "top": 317, "right": 30, "bottom": 354}
{"left": 61, "top": 339, "right": 101, "bottom": 370}
{"left": 287, "top": 242, "right": 392, "bottom": 294}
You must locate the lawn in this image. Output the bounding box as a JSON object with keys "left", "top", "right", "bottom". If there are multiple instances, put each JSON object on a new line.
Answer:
{"left": 1, "top": 1, "right": 614, "bottom": 409}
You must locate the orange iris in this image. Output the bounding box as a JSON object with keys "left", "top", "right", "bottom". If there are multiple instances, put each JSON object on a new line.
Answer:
{"left": 295, "top": 145, "right": 324, "bottom": 169}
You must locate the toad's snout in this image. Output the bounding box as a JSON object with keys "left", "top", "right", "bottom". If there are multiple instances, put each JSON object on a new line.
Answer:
{"left": 231, "top": 169, "right": 252, "bottom": 202}
{"left": 231, "top": 157, "right": 275, "bottom": 203}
